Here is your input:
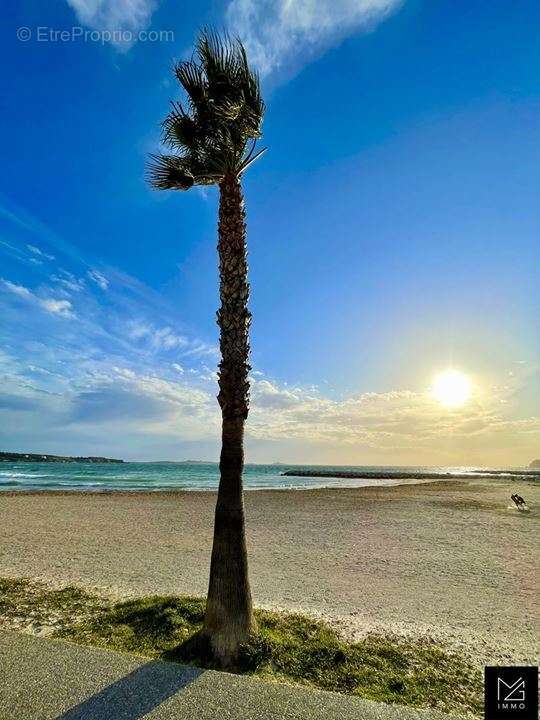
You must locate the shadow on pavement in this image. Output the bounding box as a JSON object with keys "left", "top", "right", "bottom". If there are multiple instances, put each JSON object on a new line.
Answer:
{"left": 56, "top": 660, "right": 204, "bottom": 720}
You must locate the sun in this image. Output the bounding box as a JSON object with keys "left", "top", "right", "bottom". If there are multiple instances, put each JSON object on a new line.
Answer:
{"left": 432, "top": 370, "right": 471, "bottom": 407}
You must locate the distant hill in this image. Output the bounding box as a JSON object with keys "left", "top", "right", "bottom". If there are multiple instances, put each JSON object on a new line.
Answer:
{"left": 529, "top": 459, "right": 540, "bottom": 469}
{"left": 0, "top": 452, "right": 123, "bottom": 464}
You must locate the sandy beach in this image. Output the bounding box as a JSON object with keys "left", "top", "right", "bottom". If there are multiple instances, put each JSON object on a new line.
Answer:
{"left": 0, "top": 478, "right": 538, "bottom": 666}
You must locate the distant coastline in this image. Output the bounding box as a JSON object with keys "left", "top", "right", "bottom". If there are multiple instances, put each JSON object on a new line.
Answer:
{"left": 281, "top": 468, "right": 540, "bottom": 481}
{"left": 0, "top": 452, "right": 123, "bottom": 464}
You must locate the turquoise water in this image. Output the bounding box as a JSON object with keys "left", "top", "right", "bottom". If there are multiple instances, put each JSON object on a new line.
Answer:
{"left": 0, "top": 462, "right": 533, "bottom": 492}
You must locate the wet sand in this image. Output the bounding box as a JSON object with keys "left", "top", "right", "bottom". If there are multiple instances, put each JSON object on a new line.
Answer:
{"left": 0, "top": 479, "right": 538, "bottom": 665}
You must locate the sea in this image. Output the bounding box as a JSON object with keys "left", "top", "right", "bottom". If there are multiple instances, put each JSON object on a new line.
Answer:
{"left": 0, "top": 462, "right": 536, "bottom": 492}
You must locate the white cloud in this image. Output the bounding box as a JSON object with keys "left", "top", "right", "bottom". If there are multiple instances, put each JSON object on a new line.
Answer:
{"left": 40, "top": 299, "right": 75, "bottom": 318}
{"left": 67, "top": 368, "right": 219, "bottom": 439}
{"left": 181, "top": 341, "right": 219, "bottom": 359}
{"left": 1, "top": 331, "right": 538, "bottom": 464}
{"left": 113, "top": 366, "right": 137, "bottom": 379}
{"left": 153, "top": 327, "right": 187, "bottom": 350}
{"left": 27, "top": 244, "right": 55, "bottom": 261}
{"left": 126, "top": 320, "right": 217, "bottom": 358}
{"left": 227, "top": 0, "right": 403, "bottom": 77}
{"left": 128, "top": 319, "right": 151, "bottom": 340}
{"left": 246, "top": 377, "right": 540, "bottom": 462}
{"left": 66, "top": 0, "right": 157, "bottom": 48}
{"left": 3, "top": 202, "right": 536, "bottom": 465}
{"left": 1, "top": 339, "right": 536, "bottom": 464}
{"left": 127, "top": 320, "right": 188, "bottom": 351}
{"left": 1, "top": 279, "right": 32, "bottom": 299}
{"left": 1, "top": 278, "right": 75, "bottom": 319}
{"left": 52, "top": 270, "right": 86, "bottom": 293}
{"left": 87, "top": 269, "right": 109, "bottom": 290}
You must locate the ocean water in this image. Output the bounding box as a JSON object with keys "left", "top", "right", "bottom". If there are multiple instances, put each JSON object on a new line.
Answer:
{"left": 0, "top": 462, "right": 535, "bottom": 492}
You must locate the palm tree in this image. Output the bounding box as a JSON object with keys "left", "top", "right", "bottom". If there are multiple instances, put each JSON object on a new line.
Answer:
{"left": 148, "top": 30, "right": 266, "bottom": 666}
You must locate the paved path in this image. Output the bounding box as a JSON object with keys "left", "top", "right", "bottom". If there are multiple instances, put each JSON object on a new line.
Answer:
{"left": 0, "top": 631, "right": 463, "bottom": 720}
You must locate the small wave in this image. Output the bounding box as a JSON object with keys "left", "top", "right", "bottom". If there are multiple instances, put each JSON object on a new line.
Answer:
{"left": 0, "top": 472, "right": 52, "bottom": 478}
{"left": 65, "top": 482, "right": 105, "bottom": 488}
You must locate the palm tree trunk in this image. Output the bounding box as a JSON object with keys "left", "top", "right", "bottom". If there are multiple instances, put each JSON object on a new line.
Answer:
{"left": 203, "top": 172, "right": 256, "bottom": 665}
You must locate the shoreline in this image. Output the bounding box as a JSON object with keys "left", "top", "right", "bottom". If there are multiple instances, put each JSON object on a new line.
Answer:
{"left": 4, "top": 474, "right": 537, "bottom": 495}
{"left": 0, "top": 478, "right": 468, "bottom": 496}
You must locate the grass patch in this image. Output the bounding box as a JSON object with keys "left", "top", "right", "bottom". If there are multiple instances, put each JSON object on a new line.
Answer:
{"left": 0, "top": 578, "right": 481, "bottom": 715}
{"left": 61, "top": 595, "right": 206, "bottom": 656}
{"left": 0, "top": 577, "right": 107, "bottom": 633}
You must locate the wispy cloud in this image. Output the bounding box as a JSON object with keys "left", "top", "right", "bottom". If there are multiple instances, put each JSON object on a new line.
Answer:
{"left": 0, "top": 195, "right": 83, "bottom": 267}
{"left": 1, "top": 198, "right": 538, "bottom": 464}
{"left": 40, "top": 298, "right": 76, "bottom": 318}
{"left": 66, "top": 0, "right": 157, "bottom": 48}
{"left": 87, "top": 269, "right": 109, "bottom": 290}
{"left": 51, "top": 270, "right": 86, "bottom": 293}
{"left": 27, "top": 244, "right": 55, "bottom": 261}
{"left": 2, "top": 349, "right": 538, "bottom": 463}
{"left": 0, "top": 197, "right": 217, "bottom": 364}
{"left": 1, "top": 280, "right": 32, "bottom": 299}
{"left": 126, "top": 319, "right": 217, "bottom": 358}
{"left": 245, "top": 375, "right": 540, "bottom": 464}
{"left": 0, "top": 239, "right": 56, "bottom": 268}
{"left": 1, "top": 279, "right": 76, "bottom": 318}
{"left": 127, "top": 320, "right": 188, "bottom": 350}
{"left": 226, "top": 0, "right": 403, "bottom": 77}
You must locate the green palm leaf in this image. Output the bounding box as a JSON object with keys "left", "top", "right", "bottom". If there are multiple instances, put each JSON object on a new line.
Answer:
{"left": 148, "top": 30, "right": 266, "bottom": 191}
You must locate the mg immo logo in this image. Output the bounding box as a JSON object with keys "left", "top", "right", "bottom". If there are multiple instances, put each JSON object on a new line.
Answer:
{"left": 485, "top": 666, "right": 538, "bottom": 720}
{"left": 498, "top": 676, "right": 526, "bottom": 705}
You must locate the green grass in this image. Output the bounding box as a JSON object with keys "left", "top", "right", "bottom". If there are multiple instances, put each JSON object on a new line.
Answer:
{"left": 0, "top": 578, "right": 482, "bottom": 715}
{"left": 0, "top": 578, "right": 107, "bottom": 631}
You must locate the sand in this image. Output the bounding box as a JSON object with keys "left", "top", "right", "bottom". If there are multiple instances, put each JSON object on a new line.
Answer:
{"left": 0, "top": 479, "right": 538, "bottom": 666}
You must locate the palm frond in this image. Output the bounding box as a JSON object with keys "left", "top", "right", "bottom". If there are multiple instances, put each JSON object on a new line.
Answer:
{"left": 239, "top": 146, "right": 267, "bottom": 174}
{"left": 197, "top": 30, "right": 238, "bottom": 83}
{"left": 148, "top": 29, "right": 266, "bottom": 191}
{"left": 238, "top": 71, "right": 265, "bottom": 138}
{"left": 188, "top": 152, "right": 227, "bottom": 184}
{"left": 147, "top": 154, "right": 194, "bottom": 190}
{"left": 174, "top": 61, "right": 207, "bottom": 106}
{"left": 162, "top": 101, "right": 200, "bottom": 151}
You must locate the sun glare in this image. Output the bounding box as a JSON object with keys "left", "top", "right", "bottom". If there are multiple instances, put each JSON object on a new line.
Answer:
{"left": 432, "top": 370, "right": 471, "bottom": 408}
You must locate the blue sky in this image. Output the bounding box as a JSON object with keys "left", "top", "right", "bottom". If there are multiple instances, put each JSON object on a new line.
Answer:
{"left": 1, "top": 0, "right": 539, "bottom": 464}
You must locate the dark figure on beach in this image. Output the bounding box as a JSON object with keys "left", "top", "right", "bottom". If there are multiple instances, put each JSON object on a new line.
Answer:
{"left": 511, "top": 493, "right": 527, "bottom": 509}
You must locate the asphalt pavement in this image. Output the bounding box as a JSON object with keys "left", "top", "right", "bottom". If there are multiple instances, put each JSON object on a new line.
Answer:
{"left": 0, "top": 631, "right": 465, "bottom": 720}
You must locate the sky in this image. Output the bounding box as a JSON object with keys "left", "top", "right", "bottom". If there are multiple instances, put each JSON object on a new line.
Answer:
{"left": 0, "top": 0, "right": 539, "bottom": 465}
